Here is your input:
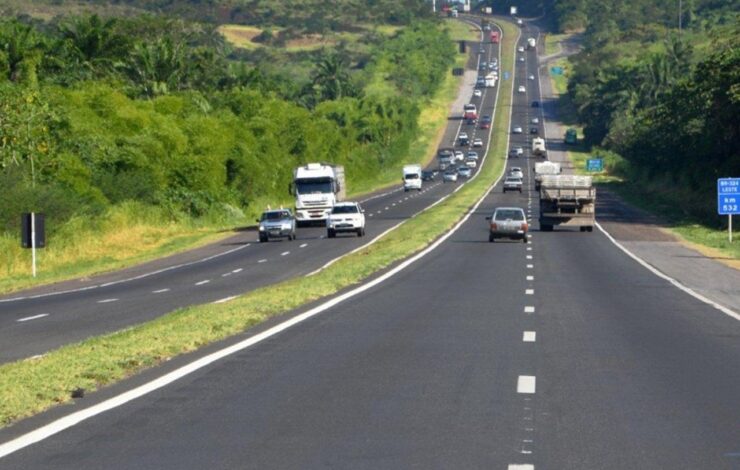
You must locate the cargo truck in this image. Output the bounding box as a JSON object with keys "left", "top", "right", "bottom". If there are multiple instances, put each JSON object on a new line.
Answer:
{"left": 403, "top": 164, "right": 422, "bottom": 192}
{"left": 538, "top": 175, "right": 595, "bottom": 232}
{"left": 527, "top": 37, "right": 537, "bottom": 49}
{"left": 291, "top": 163, "right": 345, "bottom": 224}
{"left": 463, "top": 103, "right": 478, "bottom": 120}
{"left": 485, "top": 73, "right": 498, "bottom": 88}
{"left": 532, "top": 137, "right": 547, "bottom": 157}
{"left": 533, "top": 161, "right": 561, "bottom": 190}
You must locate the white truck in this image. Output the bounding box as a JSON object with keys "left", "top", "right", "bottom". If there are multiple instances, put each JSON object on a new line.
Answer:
{"left": 291, "top": 163, "right": 345, "bottom": 224}
{"left": 403, "top": 164, "right": 422, "bottom": 192}
{"left": 484, "top": 72, "right": 498, "bottom": 88}
{"left": 532, "top": 137, "right": 547, "bottom": 157}
{"left": 539, "top": 175, "right": 595, "bottom": 232}
{"left": 527, "top": 37, "right": 537, "bottom": 49}
{"left": 534, "top": 161, "right": 561, "bottom": 190}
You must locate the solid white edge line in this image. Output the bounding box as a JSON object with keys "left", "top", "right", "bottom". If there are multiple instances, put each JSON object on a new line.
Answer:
{"left": 0, "top": 21, "right": 515, "bottom": 459}
{"left": 16, "top": 314, "right": 49, "bottom": 323}
{"left": 595, "top": 221, "right": 740, "bottom": 321}
{"left": 213, "top": 295, "right": 238, "bottom": 304}
{"left": 152, "top": 289, "right": 169, "bottom": 294}
{"left": 517, "top": 375, "right": 536, "bottom": 394}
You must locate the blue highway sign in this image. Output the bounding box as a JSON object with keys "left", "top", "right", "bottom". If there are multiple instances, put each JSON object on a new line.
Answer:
{"left": 550, "top": 66, "right": 564, "bottom": 75}
{"left": 586, "top": 158, "right": 603, "bottom": 172}
{"left": 717, "top": 178, "right": 740, "bottom": 215}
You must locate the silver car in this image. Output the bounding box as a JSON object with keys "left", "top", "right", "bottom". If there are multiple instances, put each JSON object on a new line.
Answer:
{"left": 258, "top": 209, "right": 296, "bottom": 242}
{"left": 486, "top": 207, "right": 528, "bottom": 242}
{"left": 509, "top": 167, "right": 524, "bottom": 179}
{"left": 458, "top": 166, "right": 473, "bottom": 178}
{"left": 503, "top": 177, "right": 523, "bottom": 193}
{"left": 443, "top": 169, "right": 458, "bottom": 183}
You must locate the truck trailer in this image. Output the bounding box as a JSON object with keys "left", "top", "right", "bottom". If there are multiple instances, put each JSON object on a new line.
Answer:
{"left": 538, "top": 175, "right": 595, "bottom": 232}
{"left": 533, "top": 161, "right": 561, "bottom": 190}
{"left": 291, "top": 163, "right": 345, "bottom": 224}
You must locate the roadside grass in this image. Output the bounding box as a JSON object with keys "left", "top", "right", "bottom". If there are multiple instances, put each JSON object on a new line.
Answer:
{"left": 544, "top": 33, "right": 570, "bottom": 56}
{"left": 0, "top": 19, "right": 518, "bottom": 428}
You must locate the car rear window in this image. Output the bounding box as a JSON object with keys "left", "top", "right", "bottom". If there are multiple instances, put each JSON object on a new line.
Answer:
{"left": 495, "top": 210, "right": 524, "bottom": 221}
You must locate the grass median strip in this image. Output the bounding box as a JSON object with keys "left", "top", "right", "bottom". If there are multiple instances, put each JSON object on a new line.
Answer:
{"left": 0, "top": 19, "right": 518, "bottom": 428}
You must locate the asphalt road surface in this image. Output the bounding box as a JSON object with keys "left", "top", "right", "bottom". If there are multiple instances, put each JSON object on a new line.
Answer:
{"left": 1, "top": 19, "right": 738, "bottom": 470}
{"left": 0, "top": 25, "right": 502, "bottom": 364}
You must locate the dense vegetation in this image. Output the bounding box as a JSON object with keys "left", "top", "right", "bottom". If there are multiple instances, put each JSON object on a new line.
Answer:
{"left": 0, "top": 6, "right": 454, "bottom": 240}
{"left": 550, "top": 0, "right": 739, "bottom": 222}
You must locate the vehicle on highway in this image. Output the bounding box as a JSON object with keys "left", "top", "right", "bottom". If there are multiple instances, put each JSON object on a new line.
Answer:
{"left": 443, "top": 169, "right": 459, "bottom": 183}
{"left": 292, "top": 163, "right": 345, "bottom": 224}
{"left": 476, "top": 77, "right": 486, "bottom": 87}
{"left": 458, "top": 166, "right": 473, "bottom": 178}
{"left": 403, "top": 164, "right": 422, "bottom": 192}
{"left": 421, "top": 170, "right": 436, "bottom": 181}
{"left": 503, "top": 176, "right": 523, "bottom": 193}
{"left": 539, "top": 175, "right": 595, "bottom": 232}
{"left": 509, "top": 167, "right": 524, "bottom": 179}
{"left": 458, "top": 133, "right": 469, "bottom": 146}
{"left": 532, "top": 137, "right": 547, "bottom": 157}
{"left": 489, "top": 63, "right": 498, "bottom": 71}
{"left": 491, "top": 58, "right": 498, "bottom": 66}
{"left": 532, "top": 101, "right": 539, "bottom": 107}
{"left": 518, "top": 85, "right": 526, "bottom": 93}
{"left": 530, "top": 127, "right": 539, "bottom": 134}
{"left": 472, "top": 138, "right": 484, "bottom": 147}
{"left": 512, "top": 126, "right": 523, "bottom": 134}
{"left": 509, "top": 147, "right": 524, "bottom": 158}
{"left": 528, "top": 74, "right": 535, "bottom": 80}
{"left": 518, "top": 56, "right": 525, "bottom": 62}
{"left": 486, "top": 207, "right": 528, "bottom": 243}
{"left": 473, "top": 89, "right": 482, "bottom": 98}
{"left": 534, "top": 161, "right": 561, "bottom": 190}
{"left": 258, "top": 209, "right": 297, "bottom": 242}
{"left": 479, "top": 48, "right": 486, "bottom": 55}
{"left": 465, "top": 157, "right": 477, "bottom": 168}
{"left": 463, "top": 103, "right": 478, "bottom": 120}
{"left": 467, "top": 151, "right": 479, "bottom": 160}
{"left": 531, "top": 117, "right": 539, "bottom": 124}
{"left": 454, "top": 150, "right": 464, "bottom": 162}
{"left": 327, "top": 202, "right": 365, "bottom": 238}
{"left": 518, "top": 46, "right": 525, "bottom": 52}
{"left": 517, "top": 18, "right": 523, "bottom": 25}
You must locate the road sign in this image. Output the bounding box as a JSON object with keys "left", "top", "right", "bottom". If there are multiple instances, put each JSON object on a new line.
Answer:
{"left": 717, "top": 178, "right": 740, "bottom": 215}
{"left": 550, "top": 66, "right": 564, "bottom": 75}
{"left": 586, "top": 158, "right": 603, "bottom": 172}
{"left": 510, "top": 6, "right": 518, "bottom": 15}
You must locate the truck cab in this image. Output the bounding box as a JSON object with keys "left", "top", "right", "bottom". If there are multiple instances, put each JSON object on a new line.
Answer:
{"left": 292, "top": 163, "right": 345, "bottom": 224}
{"left": 463, "top": 103, "right": 478, "bottom": 121}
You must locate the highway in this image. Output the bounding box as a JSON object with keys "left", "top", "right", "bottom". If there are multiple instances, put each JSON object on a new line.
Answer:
{"left": 1, "top": 19, "right": 739, "bottom": 470}
{"left": 0, "top": 25, "right": 502, "bottom": 364}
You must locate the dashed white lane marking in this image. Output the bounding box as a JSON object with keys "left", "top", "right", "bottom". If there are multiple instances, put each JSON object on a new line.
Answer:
{"left": 526, "top": 255, "right": 533, "bottom": 259}
{"left": 527, "top": 275, "right": 534, "bottom": 281}
{"left": 509, "top": 464, "right": 534, "bottom": 469}
{"left": 524, "top": 306, "right": 535, "bottom": 313}
{"left": 523, "top": 331, "right": 536, "bottom": 342}
{"left": 517, "top": 376, "right": 536, "bottom": 394}
{"left": 369, "top": 214, "right": 374, "bottom": 217}
{"left": 526, "top": 264, "right": 534, "bottom": 269}
{"left": 281, "top": 251, "right": 290, "bottom": 256}
{"left": 376, "top": 211, "right": 382, "bottom": 214}
{"left": 16, "top": 314, "right": 49, "bottom": 322}
{"left": 300, "top": 243, "right": 308, "bottom": 248}
{"left": 258, "top": 259, "right": 267, "bottom": 263}
{"left": 152, "top": 288, "right": 169, "bottom": 294}
{"left": 97, "top": 299, "right": 118, "bottom": 304}
{"left": 527, "top": 247, "right": 532, "bottom": 251}
{"left": 385, "top": 207, "right": 389, "bottom": 210}
{"left": 392, "top": 203, "right": 396, "bottom": 207}
{"left": 195, "top": 280, "right": 210, "bottom": 286}
{"left": 213, "top": 295, "right": 238, "bottom": 304}
{"left": 526, "top": 289, "right": 534, "bottom": 295}
{"left": 232, "top": 268, "right": 243, "bottom": 273}
{"left": 221, "top": 273, "right": 232, "bottom": 277}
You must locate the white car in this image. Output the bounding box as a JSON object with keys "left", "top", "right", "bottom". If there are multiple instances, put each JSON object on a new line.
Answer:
{"left": 465, "top": 157, "right": 477, "bottom": 168}
{"left": 467, "top": 151, "right": 479, "bottom": 160}
{"left": 509, "top": 147, "right": 524, "bottom": 158}
{"left": 454, "top": 150, "right": 464, "bottom": 162}
{"left": 518, "top": 85, "right": 526, "bottom": 93}
{"left": 472, "top": 138, "right": 484, "bottom": 147}
{"left": 512, "top": 126, "right": 523, "bottom": 134}
{"left": 474, "top": 89, "right": 483, "bottom": 98}
{"left": 327, "top": 202, "right": 365, "bottom": 238}
{"left": 509, "top": 167, "right": 524, "bottom": 179}
{"left": 517, "top": 19, "right": 523, "bottom": 25}
{"left": 528, "top": 74, "right": 535, "bottom": 80}
{"left": 443, "top": 170, "right": 459, "bottom": 183}
{"left": 458, "top": 132, "right": 469, "bottom": 141}
{"left": 531, "top": 117, "right": 539, "bottom": 124}
{"left": 518, "top": 56, "right": 525, "bottom": 62}
{"left": 518, "top": 46, "right": 525, "bottom": 52}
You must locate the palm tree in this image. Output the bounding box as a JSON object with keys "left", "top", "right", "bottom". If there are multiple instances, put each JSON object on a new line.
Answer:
{"left": 312, "top": 53, "right": 352, "bottom": 101}
{"left": 0, "top": 20, "right": 45, "bottom": 83}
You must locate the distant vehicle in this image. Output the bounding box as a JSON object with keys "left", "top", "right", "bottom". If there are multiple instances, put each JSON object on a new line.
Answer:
{"left": 509, "top": 147, "right": 524, "bottom": 158}
{"left": 490, "top": 31, "right": 500, "bottom": 43}
{"left": 565, "top": 128, "right": 578, "bottom": 144}
{"left": 458, "top": 132, "right": 469, "bottom": 146}
{"left": 512, "top": 126, "right": 523, "bottom": 134}
{"left": 519, "top": 56, "right": 525, "bottom": 62}
{"left": 509, "top": 167, "right": 524, "bottom": 179}
{"left": 534, "top": 161, "right": 561, "bottom": 190}
{"left": 327, "top": 202, "right": 365, "bottom": 238}
{"left": 531, "top": 117, "right": 539, "bottom": 124}
{"left": 421, "top": 170, "right": 436, "bottom": 181}
{"left": 518, "top": 85, "right": 526, "bottom": 93}
{"left": 491, "top": 58, "right": 498, "bottom": 66}
{"left": 438, "top": 148, "right": 454, "bottom": 170}
{"left": 539, "top": 175, "right": 595, "bottom": 232}
{"left": 518, "top": 46, "right": 525, "bottom": 52}
{"left": 530, "top": 127, "right": 539, "bottom": 134}
{"left": 467, "top": 151, "right": 479, "bottom": 160}
{"left": 463, "top": 103, "right": 478, "bottom": 120}
{"left": 474, "top": 89, "right": 483, "bottom": 98}
{"left": 528, "top": 74, "right": 535, "bottom": 80}
{"left": 458, "top": 166, "right": 473, "bottom": 178}
{"left": 527, "top": 37, "right": 537, "bottom": 49}
{"left": 403, "top": 164, "right": 422, "bottom": 192}
{"left": 454, "top": 150, "right": 464, "bottom": 161}
{"left": 503, "top": 177, "right": 523, "bottom": 193}
{"left": 479, "top": 62, "right": 487, "bottom": 70}
{"left": 292, "top": 163, "right": 345, "bottom": 224}
{"left": 532, "top": 101, "right": 539, "bottom": 107}
{"left": 480, "top": 119, "right": 491, "bottom": 130}
{"left": 465, "top": 157, "right": 477, "bottom": 168}
{"left": 489, "top": 63, "right": 498, "bottom": 71}
{"left": 443, "top": 169, "right": 459, "bottom": 183}
{"left": 258, "top": 209, "right": 296, "bottom": 242}
{"left": 476, "top": 77, "right": 486, "bottom": 87}
{"left": 485, "top": 73, "right": 498, "bottom": 88}
{"left": 517, "top": 19, "right": 523, "bottom": 25}
{"left": 532, "top": 137, "right": 547, "bottom": 157}
{"left": 473, "top": 138, "right": 484, "bottom": 147}
{"left": 487, "top": 207, "right": 528, "bottom": 243}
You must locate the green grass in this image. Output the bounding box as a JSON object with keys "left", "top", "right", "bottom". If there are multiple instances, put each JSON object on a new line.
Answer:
{"left": 0, "top": 19, "right": 519, "bottom": 428}
{"left": 544, "top": 33, "right": 571, "bottom": 56}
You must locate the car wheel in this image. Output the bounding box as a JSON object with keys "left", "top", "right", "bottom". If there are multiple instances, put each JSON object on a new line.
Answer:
{"left": 489, "top": 233, "right": 495, "bottom": 242}
{"left": 587, "top": 226, "right": 594, "bottom": 232}
{"left": 327, "top": 229, "right": 336, "bottom": 239}
{"left": 519, "top": 188, "right": 522, "bottom": 193}
{"left": 356, "top": 228, "right": 363, "bottom": 237}
{"left": 522, "top": 236, "right": 527, "bottom": 243}
{"left": 259, "top": 234, "right": 268, "bottom": 243}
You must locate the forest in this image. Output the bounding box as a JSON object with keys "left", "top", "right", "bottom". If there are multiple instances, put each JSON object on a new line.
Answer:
{"left": 0, "top": 3, "right": 454, "bottom": 238}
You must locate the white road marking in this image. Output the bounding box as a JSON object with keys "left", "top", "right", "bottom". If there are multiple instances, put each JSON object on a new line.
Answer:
{"left": 527, "top": 275, "right": 534, "bottom": 281}
{"left": 195, "top": 280, "right": 210, "bottom": 286}
{"left": 526, "top": 289, "right": 534, "bottom": 295}
{"left": 526, "top": 255, "right": 533, "bottom": 259}
{"left": 213, "top": 295, "right": 238, "bottom": 304}
{"left": 152, "top": 289, "right": 169, "bottom": 294}
{"left": 526, "top": 264, "right": 534, "bottom": 269}
{"left": 16, "top": 314, "right": 49, "bottom": 323}
{"left": 232, "top": 268, "right": 243, "bottom": 273}
{"left": 508, "top": 464, "right": 534, "bottom": 470}
{"left": 258, "top": 259, "right": 267, "bottom": 263}
{"left": 385, "top": 207, "right": 389, "bottom": 210}
{"left": 527, "top": 247, "right": 532, "bottom": 251}
{"left": 523, "top": 331, "right": 536, "bottom": 342}
{"left": 524, "top": 306, "right": 535, "bottom": 313}
{"left": 0, "top": 21, "right": 510, "bottom": 458}
{"left": 517, "top": 375, "right": 536, "bottom": 394}
{"left": 281, "top": 252, "right": 290, "bottom": 256}
{"left": 221, "top": 273, "right": 232, "bottom": 277}
{"left": 369, "top": 214, "right": 374, "bottom": 217}
{"left": 97, "top": 299, "right": 118, "bottom": 304}
{"left": 299, "top": 244, "right": 308, "bottom": 248}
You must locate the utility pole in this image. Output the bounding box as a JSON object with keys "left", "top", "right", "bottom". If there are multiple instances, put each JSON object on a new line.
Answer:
{"left": 432, "top": 0, "right": 435, "bottom": 13}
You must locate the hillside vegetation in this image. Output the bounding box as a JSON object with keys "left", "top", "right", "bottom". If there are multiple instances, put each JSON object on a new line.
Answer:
{"left": 0, "top": 2, "right": 459, "bottom": 288}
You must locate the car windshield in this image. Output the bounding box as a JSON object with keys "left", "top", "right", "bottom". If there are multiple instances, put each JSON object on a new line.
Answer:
{"left": 506, "top": 177, "right": 522, "bottom": 182}
{"left": 332, "top": 205, "right": 358, "bottom": 214}
{"left": 404, "top": 173, "right": 419, "bottom": 180}
{"left": 295, "top": 178, "right": 333, "bottom": 195}
{"left": 262, "top": 211, "right": 291, "bottom": 221}
{"left": 495, "top": 210, "right": 525, "bottom": 221}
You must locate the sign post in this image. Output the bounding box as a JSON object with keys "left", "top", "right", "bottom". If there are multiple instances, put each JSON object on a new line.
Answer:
{"left": 21, "top": 213, "right": 46, "bottom": 276}
{"left": 717, "top": 178, "right": 740, "bottom": 242}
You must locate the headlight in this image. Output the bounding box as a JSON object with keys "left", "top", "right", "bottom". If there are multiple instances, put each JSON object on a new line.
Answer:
{"left": 259, "top": 225, "right": 265, "bottom": 231}
{"left": 282, "top": 223, "right": 292, "bottom": 230}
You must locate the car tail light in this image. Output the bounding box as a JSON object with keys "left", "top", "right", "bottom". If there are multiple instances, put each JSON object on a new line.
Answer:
{"left": 490, "top": 223, "right": 498, "bottom": 230}
{"left": 521, "top": 223, "right": 528, "bottom": 231}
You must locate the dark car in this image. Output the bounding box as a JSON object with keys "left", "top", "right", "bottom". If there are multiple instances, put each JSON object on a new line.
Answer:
{"left": 479, "top": 115, "right": 492, "bottom": 129}
{"left": 531, "top": 101, "right": 539, "bottom": 107}
{"left": 530, "top": 127, "right": 538, "bottom": 134}
{"left": 421, "top": 170, "right": 436, "bottom": 181}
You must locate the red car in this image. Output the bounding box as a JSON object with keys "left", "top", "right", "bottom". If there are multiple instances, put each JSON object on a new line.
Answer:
{"left": 479, "top": 115, "right": 492, "bottom": 130}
